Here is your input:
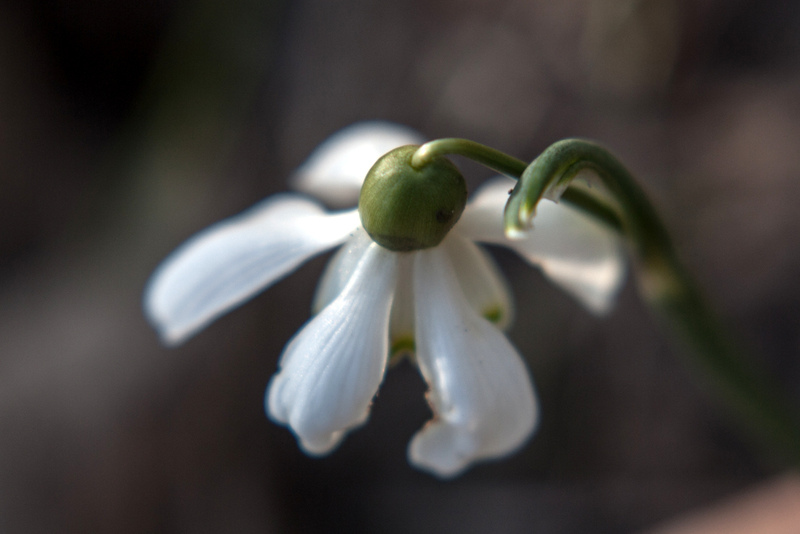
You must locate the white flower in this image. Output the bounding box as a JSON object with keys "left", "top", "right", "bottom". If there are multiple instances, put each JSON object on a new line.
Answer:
{"left": 144, "top": 121, "right": 626, "bottom": 477}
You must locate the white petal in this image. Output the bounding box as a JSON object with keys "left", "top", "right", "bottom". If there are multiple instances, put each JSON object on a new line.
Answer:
{"left": 266, "top": 243, "right": 397, "bottom": 455}
{"left": 312, "top": 230, "right": 416, "bottom": 356}
{"left": 510, "top": 200, "right": 626, "bottom": 314}
{"left": 454, "top": 177, "right": 516, "bottom": 243}
{"left": 408, "top": 247, "right": 538, "bottom": 478}
{"left": 290, "top": 122, "right": 425, "bottom": 208}
{"left": 458, "top": 177, "right": 626, "bottom": 315}
{"left": 388, "top": 253, "right": 415, "bottom": 353}
{"left": 311, "top": 227, "right": 372, "bottom": 314}
{"left": 442, "top": 235, "right": 514, "bottom": 330}
{"left": 144, "top": 195, "right": 360, "bottom": 345}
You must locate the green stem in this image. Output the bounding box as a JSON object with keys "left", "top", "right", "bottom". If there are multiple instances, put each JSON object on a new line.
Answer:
{"left": 412, "top": 138, "right": 528, "bottom": 178}
{"left": 413, "top": 137, "right": 800, "bottom": 466}
{"left": 510, "top": 139, "right": 800, "bottom": 466}
{"left": 412, "top": 138, "right": 624, "bottom": 231}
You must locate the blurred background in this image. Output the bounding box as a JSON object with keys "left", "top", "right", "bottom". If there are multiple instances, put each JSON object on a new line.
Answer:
{"left": 2, "top": 0, "right": 800, "bottom": 532}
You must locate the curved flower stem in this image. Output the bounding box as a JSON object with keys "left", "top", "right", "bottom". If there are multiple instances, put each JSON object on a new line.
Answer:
{"left": 412, "top": 138, "right": 528, "bottom": 178}
{"left": 511, "top": 139, "right": 800, "bottom": 466}
{"left": 413, "top": 138, "right": 623, "bottom": 232}
{"left": 413, "top": 137, "right": 800, "bottom": 466}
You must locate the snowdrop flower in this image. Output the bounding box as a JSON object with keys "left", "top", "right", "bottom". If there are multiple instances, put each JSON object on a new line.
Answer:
{"left": 144, "top": 122, "right": 625, "bottom": 477}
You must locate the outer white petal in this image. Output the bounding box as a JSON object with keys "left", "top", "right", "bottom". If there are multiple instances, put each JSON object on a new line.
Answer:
{"left": 312, "top": 232, "right": 416, "bottom": 355}
{"left": 453, "top": 177, "right": 516, "bottom": 243}
{"left": 145, "top": 195, "right": 360, "bottom": 345}
{"left": 408, "top": 247, "right": 538, "bottom": 478}
{"left": 290, "top": 122, "right": 425, "bottom": 208}
{"left": 458, "top": 177, "right": 626, "bottom": 315}
{"left": 311, "top": 227, "right": 372, "bottom": 314}
{"left": 266, "top": 243, "right": 397, "bottom": 455}
{"left": 442, "top": 235, "right": 514, "bottom": 330}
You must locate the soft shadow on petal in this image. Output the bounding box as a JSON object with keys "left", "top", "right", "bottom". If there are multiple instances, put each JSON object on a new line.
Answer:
{"left": 291, "top": 122, "right": 425, "bottom": 208}
{"left": 453, "top": 177, "right": 515, "bottom": 243}
{"left": 314, "top": 230, "right": 416, "bottom": 355}
{"left": 266, "top": 244, "right": 398, "bottom": 455}
{"left": 458, "top": 177, "right": 626, "bottom": 315}
{"left": 442, "top": 235, "right": 514, "bottom": 330}
{"left": 311, "top": 227, "right": 372, "bottom": 314}
{"left": 389, "top": 253, "right": 415, "bottom": 352}
{"left": 509, "top": 198, "right": 626, "bottom": 314}
{"left": 408, "top": 247, "right": 538, "bottom": 478}
{"left": 144, "top": 194, "right": 360, "bottom": 345}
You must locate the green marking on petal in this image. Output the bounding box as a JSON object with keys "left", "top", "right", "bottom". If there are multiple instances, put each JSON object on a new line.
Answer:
{"left": 483, "top": 306, "right": 504, "bottom": 325}
{"left": 390, "top": 336, "right": 415, "bottom": 360}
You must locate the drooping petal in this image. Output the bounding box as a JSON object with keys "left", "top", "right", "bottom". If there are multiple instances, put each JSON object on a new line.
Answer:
{"left": 442, "top": 235, "right": 514, "bottom": 330}
{"left": 145, "top": 194, "right": 360, "bottom": 345}
{"left": 311, "top": 226, "right": 372, "bottom": 314}
{"left": 313, "top": 228, "right": 416, "bottom": 356}
{"left": 457, "top": 177, "right": 626, "bottom": 315}
{"left": 266, "top": 243, "right": 398, "bottom": 455}
{"left": 312, "top": 228, "right": 418, "bottom": 356}
{"left": 291, "top": 122, "right": 425, "bottom": 208}
{"left": 408, "top": 247, "right": 538, "bottom": 478}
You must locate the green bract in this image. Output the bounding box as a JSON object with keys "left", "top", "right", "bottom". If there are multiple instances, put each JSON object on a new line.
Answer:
{"left": 358, "top": 145, "right": 467, "bottom": 252}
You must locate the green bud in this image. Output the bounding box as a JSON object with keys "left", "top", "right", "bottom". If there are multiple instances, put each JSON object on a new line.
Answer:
{"left": 359, "top": 145, "right": 467, "bottom": 252}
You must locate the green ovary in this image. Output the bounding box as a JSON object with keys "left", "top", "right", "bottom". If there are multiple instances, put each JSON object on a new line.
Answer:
{"left": 359, "top": 146, "right": 467, "bottom": 252}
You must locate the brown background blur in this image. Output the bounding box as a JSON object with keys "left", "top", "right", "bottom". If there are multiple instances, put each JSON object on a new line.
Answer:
{"left": 2, "top": 0, "right": 800, "bottom": 532}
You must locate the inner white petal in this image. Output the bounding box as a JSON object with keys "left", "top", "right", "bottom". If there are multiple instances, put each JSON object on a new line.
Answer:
{"left": 408, "top": 247, "right": 538, "bottom": 478}
{"left": 266, "top": 243, "right": 398, "bottom": 455}
{"left": 144, "top": 195, "right": 360, "bottom": 345}
{"left": 442, "top": 235, "right": 514, "bottom": 330}
{"left": 388, "top": 253, "right": 415, "bottom": 353}
{"left": 291, "top": 122, "right": 425, "bottom": 208}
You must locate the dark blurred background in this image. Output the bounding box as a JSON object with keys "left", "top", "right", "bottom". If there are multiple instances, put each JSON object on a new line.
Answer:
{"left": 2, "top": 0, "right": 800, "bottom": 532}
